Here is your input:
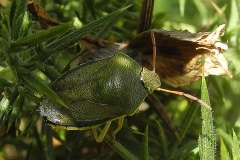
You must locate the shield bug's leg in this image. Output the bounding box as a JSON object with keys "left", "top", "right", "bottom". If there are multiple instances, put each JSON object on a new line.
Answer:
{"left": 110, "top": 116, "right": 125, "bottom": 146}
{"left": 92, "top": 120, "right": 112, "bottom": 142}
{"left": 156, "top": 88, "right": 212, "bottom": 110}
{"left": 91, "top": 116, "right": 125, "bottom": 143}
{"left": 112, "top": 116, "right": 125, "bottom": 139}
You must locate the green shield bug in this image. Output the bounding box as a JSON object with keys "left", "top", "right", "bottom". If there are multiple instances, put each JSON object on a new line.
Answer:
{"left": 40, "top": 51, "right": 160, "bottom": 142}
{"left": 40, "top": 32, "right": 211, "bottom": 142}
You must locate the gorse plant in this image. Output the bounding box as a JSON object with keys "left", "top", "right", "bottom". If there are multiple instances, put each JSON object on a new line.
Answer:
{"left": 0, "top": 0, "right": 130, "bottom": 129}
{"left": 0, "top": 0, "right": 240, "bottom": 160}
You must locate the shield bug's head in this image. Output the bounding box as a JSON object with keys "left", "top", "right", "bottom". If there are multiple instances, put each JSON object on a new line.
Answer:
{"left": 141, "top": 68, "right": 161, "bottom": 94}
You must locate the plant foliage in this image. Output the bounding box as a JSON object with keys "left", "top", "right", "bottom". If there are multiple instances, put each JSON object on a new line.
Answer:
{"left": 0, "top": 0, "right": 240, "bottom": 160}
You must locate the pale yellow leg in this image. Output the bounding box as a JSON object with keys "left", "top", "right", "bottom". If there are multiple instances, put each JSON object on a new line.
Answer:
{"left": 92, "top": 116, "right": 125, "bottom": 143}
{"left": 92, "top": 120, "right": 112, "bottom": 142}
{"left": 112, "top": 116, "right": 124, "bottom": 138}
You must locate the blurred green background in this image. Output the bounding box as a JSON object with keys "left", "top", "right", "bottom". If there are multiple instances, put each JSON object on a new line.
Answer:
{"left": 0, "top": 0, "right": 239, "bottom": 159}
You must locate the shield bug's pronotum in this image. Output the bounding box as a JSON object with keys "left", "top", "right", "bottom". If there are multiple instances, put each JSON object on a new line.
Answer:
{"left": 40, "top": 32, "right": 211, "bottom": 142}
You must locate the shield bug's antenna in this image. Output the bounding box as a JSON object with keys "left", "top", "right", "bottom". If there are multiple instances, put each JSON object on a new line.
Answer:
{"left": 150, "top": 31, "right": 212, "bottom": 110}
{"left": 156, "top": 88, "right": 212, "bottom": 110}
{"left": 151, "top": 31, "right": 156, "bottom": 72}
